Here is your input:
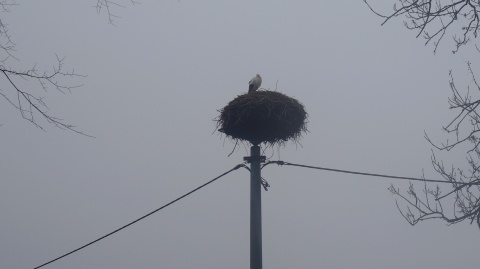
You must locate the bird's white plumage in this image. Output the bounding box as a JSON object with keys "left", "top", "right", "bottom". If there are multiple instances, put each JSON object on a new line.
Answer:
{"left": 248, "top": 74, "right": 262, "bottom": 93}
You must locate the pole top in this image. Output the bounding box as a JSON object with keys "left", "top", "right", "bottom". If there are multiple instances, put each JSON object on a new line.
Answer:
{"left": 244, "top": 155, "right": 266, "bottom": 163}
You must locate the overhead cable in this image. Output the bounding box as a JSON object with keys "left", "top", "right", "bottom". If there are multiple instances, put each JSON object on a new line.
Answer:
{"left": 262, "top": 160, "right": 478, "bottom": 186}
{"left": 33, "top": 164, "right": 245, "bottom": 269}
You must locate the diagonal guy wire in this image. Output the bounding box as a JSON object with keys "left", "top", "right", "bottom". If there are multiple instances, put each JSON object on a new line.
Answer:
{"left": 33, "top": 164, "right": 244, "bottom": 269}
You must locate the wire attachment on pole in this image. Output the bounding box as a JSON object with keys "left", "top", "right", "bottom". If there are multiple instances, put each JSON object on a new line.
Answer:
{"left": 241, "top": 165, "right": 270, "bottom": 191}
{"left": 261, "top": 178, "right": 270, "bottom": 191}
{"left": 261, "top": 160, "right": 284, "bottom": 169}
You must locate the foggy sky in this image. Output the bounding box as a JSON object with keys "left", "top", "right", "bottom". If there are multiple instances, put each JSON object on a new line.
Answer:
{"left": 1, "top": 1, "right": 478, "bottom": 269}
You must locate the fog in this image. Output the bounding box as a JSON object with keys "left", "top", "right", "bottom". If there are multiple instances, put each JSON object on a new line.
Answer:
{"left": 1, "top": 1, "right": 478, "bottom": 269}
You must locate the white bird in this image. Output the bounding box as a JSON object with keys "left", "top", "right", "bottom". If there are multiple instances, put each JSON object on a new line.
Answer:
{"left": 248, "top": 74, "right": 262, "bottom": 93}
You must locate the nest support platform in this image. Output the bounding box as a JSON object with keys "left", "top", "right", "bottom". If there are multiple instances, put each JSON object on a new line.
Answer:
{"left": 216, "top": 90, "right": 308, "bottom": 146}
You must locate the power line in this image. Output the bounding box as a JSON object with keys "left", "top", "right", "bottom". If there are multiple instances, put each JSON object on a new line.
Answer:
{"left": 262, "top": 160, "right": 479, "bottom": 186}
{"left": 32, "top": 160, "right": 478, "bottom": 269}
{"left": 33, "top": 164, "right": 245, "bottom": 269}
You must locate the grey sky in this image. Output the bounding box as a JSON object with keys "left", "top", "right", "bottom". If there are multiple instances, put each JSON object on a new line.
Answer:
{"left": 1, "top": 1, "right": 479, "bottom": 269}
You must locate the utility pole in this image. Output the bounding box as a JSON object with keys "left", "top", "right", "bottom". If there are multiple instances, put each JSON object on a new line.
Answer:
{"left": 217, "top": 89, "right": 307, "bottom": 269}
{"left": 244, "top": 145, "right": 265, "bottom": 269}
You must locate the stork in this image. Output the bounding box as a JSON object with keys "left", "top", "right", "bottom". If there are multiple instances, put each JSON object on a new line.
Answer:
{"left": 248, "top": 74, "right": 262, "bottom": 93}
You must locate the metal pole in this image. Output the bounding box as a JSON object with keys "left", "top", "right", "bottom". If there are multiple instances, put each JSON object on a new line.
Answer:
{"left": 245, "top": 145, "right": 264, "bottom": 269}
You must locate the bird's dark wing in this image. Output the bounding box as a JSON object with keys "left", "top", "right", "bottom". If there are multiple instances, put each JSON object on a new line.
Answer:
{"left": 249, "top": 83, "right": 254, "bottom": 92}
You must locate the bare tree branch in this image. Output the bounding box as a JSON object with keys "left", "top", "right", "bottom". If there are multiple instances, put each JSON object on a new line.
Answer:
{"left": 0, "top": 1, "right": 137, "bottom": 135}
{"left": 364, "top": 0, "right": 480, "bottom": 53}
{"left": 0, "top": 56, "right": 91, "bottom": 136}
{"left": 95, "top": 0, "right": 139, "bottom": 26}
{"left": 391, "top": 63, "right": 480, "bottom": 229}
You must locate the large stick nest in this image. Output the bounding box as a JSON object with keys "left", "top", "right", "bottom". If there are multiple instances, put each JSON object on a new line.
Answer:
{"left": 216, "top": 91, "right": 308, "bottom": 146}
